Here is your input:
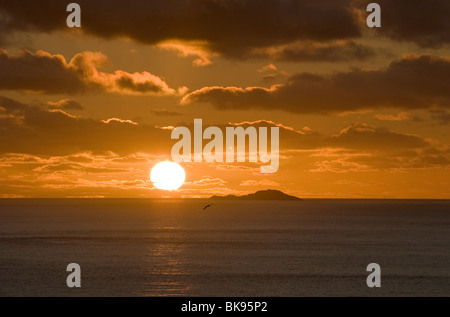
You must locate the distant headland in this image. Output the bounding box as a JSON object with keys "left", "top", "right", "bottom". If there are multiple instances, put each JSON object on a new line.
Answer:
{"left": 209, "top": 189, "right": 301, "bottom": 201}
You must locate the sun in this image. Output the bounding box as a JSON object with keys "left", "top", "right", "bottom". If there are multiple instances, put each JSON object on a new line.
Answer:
{"left": 150, "top": 161, "right": 186, "bottom": 190}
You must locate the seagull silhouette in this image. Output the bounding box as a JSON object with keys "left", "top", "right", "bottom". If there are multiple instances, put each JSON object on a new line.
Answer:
{"left": 202, "top": 204, "right": 213, "bottom": 211}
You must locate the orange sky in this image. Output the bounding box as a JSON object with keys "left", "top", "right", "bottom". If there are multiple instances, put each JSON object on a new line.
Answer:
{"left": 0, "top": 0, "right": 449, "bottom": 198}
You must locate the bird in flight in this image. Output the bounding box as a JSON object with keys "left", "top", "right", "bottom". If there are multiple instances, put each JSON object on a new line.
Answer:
{"left": 203, "top": 204, "right": 213, "bottom": 211}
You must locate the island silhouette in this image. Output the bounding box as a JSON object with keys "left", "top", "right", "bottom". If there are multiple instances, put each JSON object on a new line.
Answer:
{"left": 210, "top": 189, "right": 301, "bottom": 201}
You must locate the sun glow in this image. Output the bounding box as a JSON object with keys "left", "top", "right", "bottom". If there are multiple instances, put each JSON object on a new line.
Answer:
{"left": 150, "top": 161, "right": 186, "bottom": 190}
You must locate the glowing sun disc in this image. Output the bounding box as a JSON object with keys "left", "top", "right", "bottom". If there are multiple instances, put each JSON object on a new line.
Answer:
{"left": 150, "top": 161, "right": 185, "bottom": 190}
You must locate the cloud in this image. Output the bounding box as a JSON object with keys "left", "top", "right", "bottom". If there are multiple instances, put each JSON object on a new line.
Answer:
{"left": 0, "top": 49, "right": 83, "bottom": 94}
{"left": 1, "top": 102, "right": 449, "bottom": 197}
{"left": 2, "top": 1, "right": 450, "bottom": 62}
{"left": 240, "top": 179, "right": 280, "bottom": 187}
{"left": 258, "top": 64, "right": 277, "bottom": 73}
{"left": 202, "top": 120, "right": 440, "bottom": 158}
{"left": 0, "top": 0, "right": 365, "bottom": 62}
{"left": 0, "top": 151, "right": 168, "bottom": 197}
{"left": 157, "top": 41, "right": 214, "bottom": 66}
{"left": 226, "top": 120, "right": 450, "bottom": 172}
{"left": 309, "top": 153, "right": 375, "bottom": 173}
{"left": 48, "top": 109, "right": 78, "bottom": 119}
{"left": 373, "top": 112, "right": 421, "bottom": 122}
{"left": 248, "top": 40, "right": 377, "bottom": 62}
{"left": 154, "top": 125, "right": 175, "bottom": 131}
{"left": 185, "top": 177, "right": 227, "bottom": 187}
{"left": 160, "top": 39, "right": 378, "bottom": 63}
{"left": 0, "top": 99, "right": 442, "bottom": 164}
{"left": 33, "top": 162, "right": 132, "bottom": 174}
{"left": 0, "top": 95, "right": 172, "bottom": 155}
{"left": 309, "top": 149, "right": 450, "bottom": 173}
{"left": 47, "top": 99, "right": 83, "bottom": 110}
{"left": 228, "top": 119, "right": 312, "bottom": 135}
{"left": 356, "top": 0, "right": 450, "bottom": 48}
{"left": 101, "top": 118, "right": 138, "bottom": 125}
{"left": 330, "top": 123, "right": 430, "bottom": 150}
{"left": 430, "top": 109, "right": 450, "bottom": 124}
{"left": 182, "top": 54, "right": 450, "bottom": 113}
{"left": 0, "top": 49, "right": 182, "bottom": 95}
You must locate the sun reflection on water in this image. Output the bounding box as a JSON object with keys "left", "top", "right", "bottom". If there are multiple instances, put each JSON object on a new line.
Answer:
{"left": 143, "top": 226, "right": 190, "bottom": 296}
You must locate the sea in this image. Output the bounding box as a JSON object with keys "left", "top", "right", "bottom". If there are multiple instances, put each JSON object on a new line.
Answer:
{"left": 0, "top": 199, "right": 449, "bottom": 297}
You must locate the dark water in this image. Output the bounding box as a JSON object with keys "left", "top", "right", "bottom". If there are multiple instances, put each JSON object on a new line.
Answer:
{"left": 0, "top": 199, "right": 449, "bottom": 297}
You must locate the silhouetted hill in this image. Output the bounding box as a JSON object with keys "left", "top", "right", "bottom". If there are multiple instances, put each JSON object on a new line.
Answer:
{"left": 210, "top": 189, "right": 301, "bottom": 201}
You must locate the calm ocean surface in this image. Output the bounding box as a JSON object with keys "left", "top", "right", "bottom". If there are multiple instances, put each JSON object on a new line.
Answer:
{"left": 0, "top": 199, "right": 449, "bottom": 297}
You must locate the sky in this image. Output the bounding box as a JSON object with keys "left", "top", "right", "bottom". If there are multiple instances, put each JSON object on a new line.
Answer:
{"left": 0, "top": 0, "right": 449, "bottom": 198}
